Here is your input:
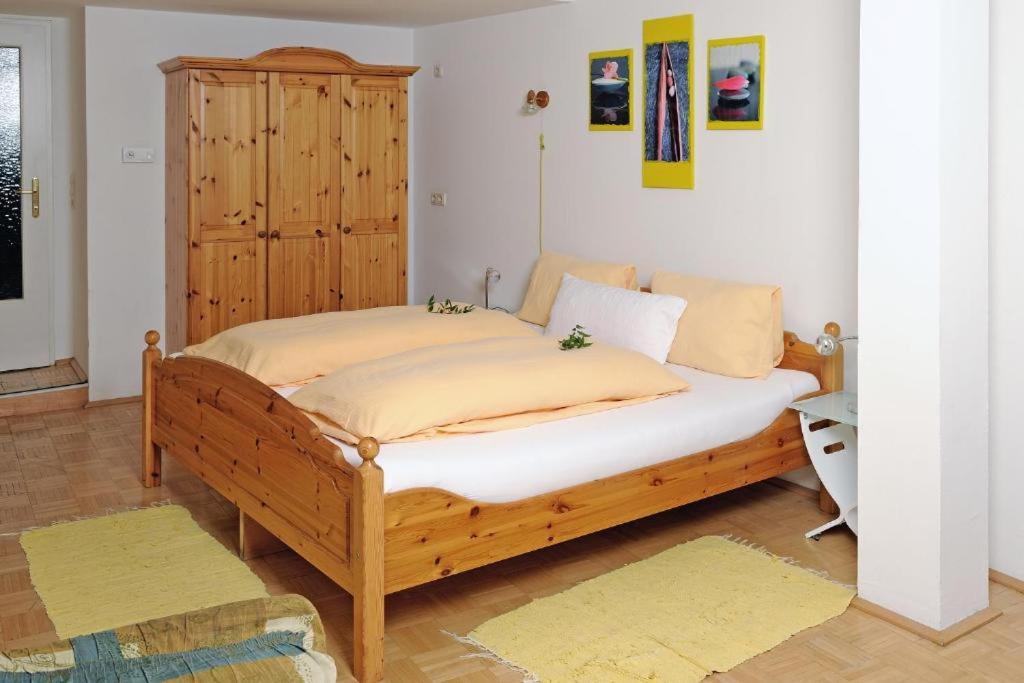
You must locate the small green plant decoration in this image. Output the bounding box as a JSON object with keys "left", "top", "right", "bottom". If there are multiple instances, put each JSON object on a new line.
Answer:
{"left": 427, "top": 294, "right": 475, "bottom": 315}
{"left": 558, "top": 324, "right": 593, "bottom": 351}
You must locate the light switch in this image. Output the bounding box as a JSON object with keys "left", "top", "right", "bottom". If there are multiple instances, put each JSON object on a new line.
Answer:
{"left": 430, "top": 192, "right": 447, "bottom": 207}
{"left": 122, "top": 146, "right": 154, "bottom": 163}
{"left": 433, "top": 64, "right": 444, "bottom": 78}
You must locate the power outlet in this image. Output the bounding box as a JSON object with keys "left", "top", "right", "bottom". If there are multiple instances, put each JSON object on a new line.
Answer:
{"left": 430, "top": 192, "right": 447, "bottom": 207}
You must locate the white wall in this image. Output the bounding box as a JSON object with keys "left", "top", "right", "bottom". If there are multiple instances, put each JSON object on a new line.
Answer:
{"left": 990, "top": 0, "right": 1024, "bottom": 582}
{"left": 84, "top": 7, "right": 414, "bottom": 400}
{"left": 51, "top": 12, "right": 88, "bottom": 371}
{"left": 859, "top": 0, "right": 989, "bottom": 629}
{"left": 413, "top": 0, "right": 859, "bottom": 391}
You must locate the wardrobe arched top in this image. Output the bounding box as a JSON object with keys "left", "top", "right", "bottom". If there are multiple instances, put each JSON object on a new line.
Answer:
{"left": 159, "top": 46, "right": 419, "bottom": 77}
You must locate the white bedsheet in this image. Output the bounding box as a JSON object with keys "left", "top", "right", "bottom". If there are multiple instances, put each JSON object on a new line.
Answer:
{"left": 275, "top": 364, "right": 818, "bottom": 502}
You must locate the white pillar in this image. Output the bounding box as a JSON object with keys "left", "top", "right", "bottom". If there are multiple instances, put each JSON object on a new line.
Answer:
{"left": 990, "top": 0, "right": 1024, "bottom": 585}
{"left": 858, "top": 0, "right": 990, "bottom": 630}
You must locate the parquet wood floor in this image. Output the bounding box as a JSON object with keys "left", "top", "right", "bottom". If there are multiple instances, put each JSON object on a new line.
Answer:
{"left": 0, "top": 402, "right": 1021, "bottom": 681}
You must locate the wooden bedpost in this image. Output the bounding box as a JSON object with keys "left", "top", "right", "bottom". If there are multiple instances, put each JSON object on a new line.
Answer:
{"left": 820, "top": 321, "right": 845, "bottom": 394}
{"left": 142, "top": 330, "right": 163, "bottom": 488}
{"left": 352, "top": 436, "right": 385, "bottom": 682}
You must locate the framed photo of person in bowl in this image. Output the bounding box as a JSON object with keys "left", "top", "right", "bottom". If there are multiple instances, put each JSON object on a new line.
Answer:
{"left": 589, "top": 49, "right": 633, "bottom": 131}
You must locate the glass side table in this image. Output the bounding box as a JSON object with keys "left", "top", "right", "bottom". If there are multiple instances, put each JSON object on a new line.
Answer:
{"left": 788, "top": 391, "right": 858, "bottom": 539}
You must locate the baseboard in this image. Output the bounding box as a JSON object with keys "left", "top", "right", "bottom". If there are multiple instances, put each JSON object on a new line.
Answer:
{"left": 86, "top": 395, "right": 141, "bottom": 409}
{"left": 0, "top": 385, "right": 89, "bottom": 418}
{"left": 851, "top": 597, "right": 1002, "bottom": 646}
{"left": 990, "top": 568, "right": 1024, "bottom": 594}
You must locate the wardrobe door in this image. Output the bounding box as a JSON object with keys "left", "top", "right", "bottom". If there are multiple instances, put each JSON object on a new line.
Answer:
{"left": 267, "top": 72, "right": 341, "bottom": 319}
{"left": 187, "top": 69, "right": 268, "bottom": 344}
{"left": 340, "top": 75, "right": 408, "bottom": 310}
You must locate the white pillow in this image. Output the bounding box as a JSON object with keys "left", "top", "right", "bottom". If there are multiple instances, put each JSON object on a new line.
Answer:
{"left": 544, "top": 274, "right": 687, "bottom": 363}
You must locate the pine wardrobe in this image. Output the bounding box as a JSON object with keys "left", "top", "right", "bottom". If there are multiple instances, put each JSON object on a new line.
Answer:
{"left": 161, "top": 48, "right": 417, "bottom": 351}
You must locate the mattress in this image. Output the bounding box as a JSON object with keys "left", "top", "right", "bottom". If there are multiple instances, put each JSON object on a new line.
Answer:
{"left": 275, "top": 364, "right": 819, "bottom": 503}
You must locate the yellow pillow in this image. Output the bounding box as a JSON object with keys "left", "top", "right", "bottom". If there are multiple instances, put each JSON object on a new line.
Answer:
{"left": 517, "top": 252, "right": 639, "bottom": 326}
{"left": 651, "top": 271, "right": 783, "bottom": 378}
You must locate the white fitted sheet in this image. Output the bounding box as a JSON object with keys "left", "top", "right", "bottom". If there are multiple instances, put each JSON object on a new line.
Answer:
{"left": 275, "top": 364, "right": 819, "bottom": 503}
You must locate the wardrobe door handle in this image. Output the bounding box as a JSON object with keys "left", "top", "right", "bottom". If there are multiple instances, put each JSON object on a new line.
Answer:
{"left": 270, "top": 230, "right": 281, "bottom": 239}
{"left": 315, "top": 228, "right": 324, "bottom": 237}
{"left": 257, "top": 230, "right": 267, "bottom": 238}
{"left": 342, "top": 226, "right": 352, "bottom": 234}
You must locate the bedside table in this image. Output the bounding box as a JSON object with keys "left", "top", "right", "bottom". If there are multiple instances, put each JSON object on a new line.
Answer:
{"left": 789, "top": 391, "right": 858, "bottom": 539}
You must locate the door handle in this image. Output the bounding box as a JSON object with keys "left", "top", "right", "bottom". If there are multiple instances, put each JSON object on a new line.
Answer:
{"left": 5, "top": 177, "right": 39, "bottom": 217}
{"left": 342, "top": 226, "right": 352, "bottom": 234}
{"left": 270, "top": 229, "right": 281, "bottom": 239}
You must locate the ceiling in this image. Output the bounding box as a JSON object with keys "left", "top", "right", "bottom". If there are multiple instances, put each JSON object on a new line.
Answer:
{"left": 5, "top": 0, "right": 571, "bottom": 27}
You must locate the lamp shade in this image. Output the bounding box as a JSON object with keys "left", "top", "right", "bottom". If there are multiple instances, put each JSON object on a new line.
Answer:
{"left": 815, "top": 327, "right": 857, "bottom": 357}
{"left": 815, "top": 333, "right": 840, "bottom": 357}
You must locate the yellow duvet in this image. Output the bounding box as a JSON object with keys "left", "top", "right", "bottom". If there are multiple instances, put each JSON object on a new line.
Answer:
{"left": 289, "top": 337, "right": 690, "bottom": 444}
{"left": 183, "top": 305, "right": 537, "bottom": 386}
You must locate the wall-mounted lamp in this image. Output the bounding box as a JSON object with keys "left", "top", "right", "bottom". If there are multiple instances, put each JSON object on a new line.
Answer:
{"left": 485, "top": 267, "right": 506, "bottom": 311}
{"left": 523, "top": 89, "right": 550, "bottom": 115}
{"left": 815, "top": 322, "right": 858, "bottom": 357}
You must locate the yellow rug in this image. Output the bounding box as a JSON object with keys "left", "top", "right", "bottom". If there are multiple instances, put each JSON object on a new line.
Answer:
{"left": 20, "top": 505, "right": 268, "bottom": 638}
{"left": 462, "top": 536, "right": 855, "bottom": 682}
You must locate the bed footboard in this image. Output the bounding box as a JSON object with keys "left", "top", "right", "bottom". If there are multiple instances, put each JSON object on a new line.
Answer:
{"left": 140, "top": 331, "right": 386, "bottom": 682}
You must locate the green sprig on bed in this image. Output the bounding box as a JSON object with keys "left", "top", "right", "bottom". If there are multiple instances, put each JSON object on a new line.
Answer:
{"left": 426, "top": 295, "right": 475, "bottom": 315}
{"left": 558, "top": 324, "right": 593, "bottom": 351}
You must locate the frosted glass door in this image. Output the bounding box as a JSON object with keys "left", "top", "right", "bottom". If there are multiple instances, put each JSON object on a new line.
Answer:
{"left": 0, "top": 20, "right": 52, "bottom": 372}
{"left": 0, "top": 47, "right": 22, "bottom": 300}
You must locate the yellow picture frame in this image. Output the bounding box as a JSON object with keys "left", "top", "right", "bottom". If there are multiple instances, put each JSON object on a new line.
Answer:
{"left": 707, "top": 35, "right": 765, "bottom": 130}
{"left": 589, "top": 49, "right": 634, "bottom": 131}
{"left": 642, "top": 14, "right": 695, "bottom": 189}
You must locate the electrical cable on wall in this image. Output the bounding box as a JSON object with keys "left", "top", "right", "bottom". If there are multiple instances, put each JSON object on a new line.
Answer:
{"left": 523, "top": 89, "right": 550, "bottom": 256}
{"left": 539, "top": 132, "right": 545, "bottom": 254}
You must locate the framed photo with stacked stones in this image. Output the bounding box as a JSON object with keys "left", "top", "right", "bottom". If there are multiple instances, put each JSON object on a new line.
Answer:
{"left": 707, "top": 35, "right": 765, "bottom": 130}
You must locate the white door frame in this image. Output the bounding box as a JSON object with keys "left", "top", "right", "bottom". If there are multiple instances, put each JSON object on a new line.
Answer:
{"left": 0, "top": 16, "right": 54, "bottom": 371}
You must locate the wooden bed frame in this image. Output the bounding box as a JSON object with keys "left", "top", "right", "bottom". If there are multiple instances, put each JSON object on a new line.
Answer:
{"left": 140, "top": 324, "right": 843, "bottom": 682}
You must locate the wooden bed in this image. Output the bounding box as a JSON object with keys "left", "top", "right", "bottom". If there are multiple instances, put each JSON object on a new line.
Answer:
{"left": 140, "top": 324, "right": 843, "bottom": 682}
